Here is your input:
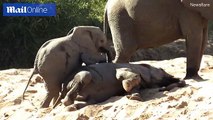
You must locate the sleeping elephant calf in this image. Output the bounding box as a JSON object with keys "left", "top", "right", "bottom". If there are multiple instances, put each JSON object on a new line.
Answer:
{"left": 22, "top": 26, "right": 111, "bottom": 108}
{"left": 61, "top": 63, "right": 186, "bottom": 111}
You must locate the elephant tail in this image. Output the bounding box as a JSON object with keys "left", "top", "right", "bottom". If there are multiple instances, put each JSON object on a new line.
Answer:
{"left": 22, "top": 52, "right": 41, "bottom": 100}
{"left": 22, "top": 68, "right": 38, "bottom": 100}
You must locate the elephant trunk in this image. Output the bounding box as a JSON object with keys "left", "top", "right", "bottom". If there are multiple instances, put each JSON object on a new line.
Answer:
{"left": 99, "top": 46, "right": 112, "bottom": 63}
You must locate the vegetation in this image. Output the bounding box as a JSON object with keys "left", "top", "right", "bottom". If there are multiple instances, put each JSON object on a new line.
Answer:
{"left": 0, "top": 0, "right": 106, "bottom": 69}
{"left": 209, "top": 22, "right": 213, "bottom": 31}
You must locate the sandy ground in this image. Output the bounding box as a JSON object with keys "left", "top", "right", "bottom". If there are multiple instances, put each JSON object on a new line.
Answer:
{"left": 0, "top": 55, "right": 213, "bottom": 120}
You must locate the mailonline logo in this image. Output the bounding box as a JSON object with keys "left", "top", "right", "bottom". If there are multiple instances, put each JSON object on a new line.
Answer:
{"left": 3, "top": 3, "right": 56, "bottom": 16}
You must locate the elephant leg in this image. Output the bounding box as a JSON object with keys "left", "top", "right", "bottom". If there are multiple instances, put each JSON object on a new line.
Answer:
{"left": 41, "top": 88, "right": 54, "bottom": 108}
{"left": 109, "top": 11, "right": 138, "bottom": 63}
{"left": 112, "top": 32, "right": 137, "bottom": 63}
{"left": 53, "top": 82, "right": 70, "bottom": 108}
{"left": 62, "top": 71, "right": 92, "bottom": 106}
{"left": 66, "top": 99, "right": 95, "bottom": 111}
{"left": 184, "top": 29, "right": 203, "bottom": 79}
{"left": 198, "top": 24, "right": 208, "bottom": 69}
{"left": 52, "top": 84, "right": 61, "bottom": 105}
{"left": 185, "top": 23, "right": 208, "bottom": 80}
{"left": 180, "top": 14, "right": 206, "bottom": 80}
{"left": 41, "top": 80, "right": 61, "bottom": 108}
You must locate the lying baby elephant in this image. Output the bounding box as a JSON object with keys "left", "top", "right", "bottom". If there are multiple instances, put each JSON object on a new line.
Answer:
{"left": 22, "top": 26, "right": 111, "bottom": 108}
{"left": 61, "top": 63, "right": 186, "bottom": 111}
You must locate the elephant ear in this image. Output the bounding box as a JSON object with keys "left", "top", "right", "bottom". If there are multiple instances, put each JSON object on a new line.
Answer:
{"left": 67, "top": 27, "right": 75, "bottom": 35}
{"left": 84, "top": 27, "right": 107, "bottom": 50}
{"left": 84, "top": 29, "right": 107, "bottom": 52}
{"left": 71, "top": 26, "right": 97, "bottom": 49}
{"left": 139, "top": 72, "right": 151, "bottom": 84}
{"left": 84, "top": 30, "right": 101, "bottom": 50}
{"left": 85, "top": 30, "right": 94, "bottom": 40}
{"left": 85, "top": 30, "right": 98, "bottom": 48}
{"left": 134, "top": 66, "right": 151, "bottom": 85}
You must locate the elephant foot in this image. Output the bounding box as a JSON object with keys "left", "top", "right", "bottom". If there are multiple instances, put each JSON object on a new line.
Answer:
{"left": 40, "top": 94, "right": 54, "bottom": 108}
{"left": 159, "top": 81, "right": 186, "bottom": 91}
{"left": 184, "top": 74, "right": 203, "bottom": 81}
{"left": 126, "top": 93, "right": 142, "bottom": 101}
{"left": 66, "top": 104, "right": 77, "bottom": 111}
{"left": 40, "top": 102, "right": 50, "bottom": 108}
{"left": 61, "top": 97, "right": 74, "bottom": 106}
{"left": 185, "top": 68, "right": 204, "bottom": 81}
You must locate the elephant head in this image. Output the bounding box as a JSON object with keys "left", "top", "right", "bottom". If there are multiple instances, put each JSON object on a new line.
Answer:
{"left": 70, "top": 26, "right": 112, "bottom": 62}
{"left": 131, "top": 64, "right": 180, "bottom": 88}
{"left": 181, "top": 0, "right": 213, "bottom": 20}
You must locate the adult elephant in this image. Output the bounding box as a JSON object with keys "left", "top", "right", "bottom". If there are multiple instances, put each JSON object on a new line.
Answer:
{"left": 104, "top": 0, "right": 213, "bottom": 79}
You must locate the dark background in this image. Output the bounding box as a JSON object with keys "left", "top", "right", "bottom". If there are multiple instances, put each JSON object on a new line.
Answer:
{"left": 0, "top": 0, "right": 106, "bottom": 69}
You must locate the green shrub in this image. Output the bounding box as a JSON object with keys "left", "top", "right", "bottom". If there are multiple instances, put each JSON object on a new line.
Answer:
{"left": 209, "top": 22, "right": 213, "bottom": 32}
{"left": 0, "top": 0, "right": 106, "bottom": 69}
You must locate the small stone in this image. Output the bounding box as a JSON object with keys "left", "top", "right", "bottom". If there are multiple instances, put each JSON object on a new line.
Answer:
{"left": 176, "top": 101, "right": 188, "bottom": 109}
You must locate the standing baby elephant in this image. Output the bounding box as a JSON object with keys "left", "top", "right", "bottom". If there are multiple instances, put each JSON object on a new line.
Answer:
{"left": 22, "top": 26, "right": 111, "bottom": 108}
{"left": 104, "top": 0, "right": 213, "bottom": 79}
{"left": 62, "top": 63, "right": 185, "bottom": 110}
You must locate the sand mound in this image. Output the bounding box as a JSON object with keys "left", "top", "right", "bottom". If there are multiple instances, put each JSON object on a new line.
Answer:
{"left": 0, "top": 55, "right": 213, "bottom": 120}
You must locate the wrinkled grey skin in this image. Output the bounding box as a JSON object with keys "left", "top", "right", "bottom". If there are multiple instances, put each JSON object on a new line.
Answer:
{"left": 104, "top": 0, "right": 213, "bottom": 79}
{"left": 61, "top": 63, "right": 185, "bottom": 110}
{"left": 22, "top": 26, "right": 111, "bottom": 108}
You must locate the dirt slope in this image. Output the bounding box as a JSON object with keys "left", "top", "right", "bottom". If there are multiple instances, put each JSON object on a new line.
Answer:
{"left": 0, "top": 55, "right": 213, "bottom": 120}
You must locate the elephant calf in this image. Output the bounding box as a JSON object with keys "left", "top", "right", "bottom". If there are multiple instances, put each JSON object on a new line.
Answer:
{"left": 61, "top": 63, "right": 186, "bottom": 111}
{"left": 22, "top": 26, "right": 111, "bottom": 108}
